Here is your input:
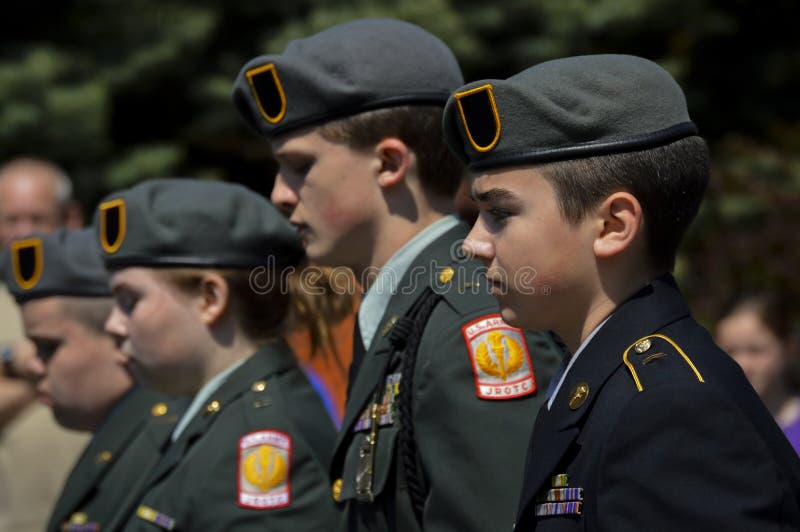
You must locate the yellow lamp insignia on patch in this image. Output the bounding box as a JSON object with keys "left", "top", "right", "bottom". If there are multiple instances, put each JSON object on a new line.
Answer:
{"left": 11, "top": 237, "right": 43, "bottom": 290}
{"left": 99, "top": 198, "right": 126, "bottom": 254}
{"left": 454, "top": 83, "right": 502, "bottom": 153}
{"left": 238, "top": 430, "right": 293, "bottom": 509}
{"left": 246, "top": 63, "right": 288, "bottom": 125}
{"left": 475, "top": 330, "right": 525, "bottom": 382}
{"left": 244, "top": 445, "right": 287, "bottom": 491}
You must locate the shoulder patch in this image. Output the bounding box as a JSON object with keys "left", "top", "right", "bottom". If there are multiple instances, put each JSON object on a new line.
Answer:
{"left": 623, "top": 333, "right": 705, "bottom": 392}
{"left": 462, "top": 314, "right": 537, "bottom": 400}
{"left": 238, "top": 430, "right": 292, "bottom": 509}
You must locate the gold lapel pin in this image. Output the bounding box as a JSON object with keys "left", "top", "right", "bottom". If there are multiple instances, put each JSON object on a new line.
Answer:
{"left": 569, "top": 382, "right": 590, "bottom": 410}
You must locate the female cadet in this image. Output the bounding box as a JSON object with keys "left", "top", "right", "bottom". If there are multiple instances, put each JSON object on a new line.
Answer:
{"left": 96, "top": 178, "right": 337, "bottom": 531}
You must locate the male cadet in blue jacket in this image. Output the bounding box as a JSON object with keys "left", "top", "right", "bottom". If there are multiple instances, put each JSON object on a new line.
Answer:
{"left": 443, "top": 54, "right": 800, "bottom": 530}
{"left": 232, "top": 18, "right": 562, "bottom": 532}
{"left": 2, "top": 228, "right": 178, "bottom": 532}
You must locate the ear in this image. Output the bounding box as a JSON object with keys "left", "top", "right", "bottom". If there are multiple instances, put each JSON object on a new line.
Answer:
{"left": 197, "top": 272, "right": 230, "bottom": 327}
{"left": 592, "top": 192, "right": 643, "bottom": 259}
{"left": 374, "top": 138, "right": 410, "bottom": 188}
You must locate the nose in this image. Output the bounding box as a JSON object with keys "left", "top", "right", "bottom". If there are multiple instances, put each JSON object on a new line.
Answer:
{"left": 270, "top": 173, "right": 298, "bottom": 218}
{"left": 462, "top": 219, "right": 495, "bottom": 264}
{"left": 26, "top": 353, "right": 46, "bottom": 380}
{"left": 104, "top": 304, "right": 128, "bottom": 342}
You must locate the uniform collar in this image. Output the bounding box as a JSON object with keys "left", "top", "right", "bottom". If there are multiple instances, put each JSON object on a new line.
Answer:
{"left": 358, "top": 214, "right": 460, "bottom": 350}
{"left": 171, "top": 358, "right": 247, "bottom": 442}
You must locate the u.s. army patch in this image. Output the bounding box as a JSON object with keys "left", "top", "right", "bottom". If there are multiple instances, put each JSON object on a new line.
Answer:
{"left": 462, "top": 314, "right": 536, "bottom": 400}
{"left": 238, "top": 430, "right": 292, "bottom": 509}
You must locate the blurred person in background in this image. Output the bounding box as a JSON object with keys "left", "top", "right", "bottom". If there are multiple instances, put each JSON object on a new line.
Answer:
{"left": 2, "top": 228, "right": 181, "bottom": 532}
{"left": 716, "top": 292, "right": 800, "bottom": 454}
{"left": 0, "top": 157, "right": 88, "bottom": 532}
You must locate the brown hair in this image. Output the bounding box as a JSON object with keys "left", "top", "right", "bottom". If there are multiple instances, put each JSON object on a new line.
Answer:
{"left": 720, "top": 292, "right": 792, "bottom": 341}
{"left": 160, "top": 263, "right": 356, "bottom": 357}
{"left": 60, "top": 297, "right": 114, "bottom": 334}
{"left": 317, "top": 105, "right": 464, "bottom": 198}
{"left": 539, "top": 136, "right": 710, "bottom": 271}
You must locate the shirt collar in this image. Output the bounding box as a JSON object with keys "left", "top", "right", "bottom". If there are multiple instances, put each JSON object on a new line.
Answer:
{"left": 171, "top": 357, "right": 248, "bottom": 442}
{"left": 358, "top": 215, "right": 460, "bottom": 351}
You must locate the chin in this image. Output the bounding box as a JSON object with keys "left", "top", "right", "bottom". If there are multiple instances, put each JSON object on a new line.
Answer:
{"left": 499, "top": 304, "right": 540, "bottom": 331}
{"left": 499, "top": 306, "right": 523, "bottom": 327}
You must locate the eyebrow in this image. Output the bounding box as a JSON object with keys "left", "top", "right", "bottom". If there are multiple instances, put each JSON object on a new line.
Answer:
{"left": 471, "top": 186, "right": 519, "bottom": 203}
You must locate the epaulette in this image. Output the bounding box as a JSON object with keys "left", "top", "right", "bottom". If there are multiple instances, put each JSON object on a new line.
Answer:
{"left": 435, "top": 261, "right": 491, "bottom": 316}
{"left": 622, "top": 334, "right": 705, "bottom": 392}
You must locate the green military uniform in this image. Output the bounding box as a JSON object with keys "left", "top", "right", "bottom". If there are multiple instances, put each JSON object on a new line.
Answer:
{"left": 116, "top": 343, "right": 336, "bottom": 531}
{"left": 331, "top": 222, "right": 562, "bottom": 532}
{"left": 47, "top": 389, "right": 183, "bottom": 532}
{"left": 95, "top": 179, "right": 336, "bottom": 531}
{"left": 2, "top": 228, "right": 182, "bottom": 532}
{"left": 231, "top": 19, "right": 563, "bottom": 530}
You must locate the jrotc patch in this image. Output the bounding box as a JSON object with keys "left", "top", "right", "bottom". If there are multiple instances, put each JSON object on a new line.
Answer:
{"left": 462, "top": 314, "right": 536, "bottom": 400}
{"left": 238, "top": 430, "right": 292, "bottom": 509}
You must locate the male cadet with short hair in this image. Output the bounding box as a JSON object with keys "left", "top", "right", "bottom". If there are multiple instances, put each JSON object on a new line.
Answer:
{"left": 2, "top": 228, "right": 179, "bottom": 532}
{"left": 233, "top": 18, "right": 562, "bottom": 532}
{"left": 443, "top": 54, "right": 800, "bottom": 530}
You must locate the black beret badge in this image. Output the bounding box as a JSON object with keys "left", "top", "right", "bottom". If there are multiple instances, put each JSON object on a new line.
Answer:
{"left": 99, "top": 198, "right": 127, "bottom": 254}
{"left": 11, "top": 237, "right": 43, "bottom": 290}
{"left": 246, "top": 63, "right": 288, "bottom": 125}
{"left": 454, "top": 84, "right": 502, "bottom": 153}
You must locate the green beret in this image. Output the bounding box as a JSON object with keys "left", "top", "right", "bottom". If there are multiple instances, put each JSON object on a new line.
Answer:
{"left": 232, "top": 18, "right": 463, "bottom": 137}
{"left": 94, "top": 178, "right": 304, "bottom": 269}
{"left": 443, "top": 54, "right": 698, "bottom": 171}
{"left": 2, "top": 228, "right": 110, "bottom": 303}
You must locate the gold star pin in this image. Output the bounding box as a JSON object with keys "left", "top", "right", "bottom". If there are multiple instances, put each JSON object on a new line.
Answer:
{"left": 569, "top": 382, "right": 590, "bottom": 410}
{"left": 151, "top": 403, "right": 168, "bottom": 417}
{"left": 251, "top": 381, "right": 266, "bottom": 392}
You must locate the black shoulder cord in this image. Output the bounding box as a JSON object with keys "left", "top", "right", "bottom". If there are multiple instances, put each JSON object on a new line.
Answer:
{"left": 388, "top": 288, "right": 443, "bottom": 526}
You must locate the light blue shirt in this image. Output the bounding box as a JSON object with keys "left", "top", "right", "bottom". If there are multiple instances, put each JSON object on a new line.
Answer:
{"left": 358, "top": 215, "right": 461, "bottom": 351}
{"left": 171, "top": 357, "right": 248, "bottom": 442}
{"left": 547, "top": 315, "right": 612, "bottom": 410}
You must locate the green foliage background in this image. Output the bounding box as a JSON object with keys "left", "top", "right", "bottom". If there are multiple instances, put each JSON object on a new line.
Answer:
{"left": 1, "top": 0, "right": 798, "bottom": 325}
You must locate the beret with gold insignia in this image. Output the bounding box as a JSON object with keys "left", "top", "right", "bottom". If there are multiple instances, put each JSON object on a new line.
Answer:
{"left": 232, "top": 18, "right": 464, "bottom": 138}
{"left": 443, "top": 54, "right": 699, "bottom": 171}
{"left": 2, "top": 228, "right": 110, "bottom": 303}
{"left": 94, "top": 178, "right": 304, "bottom": 269}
